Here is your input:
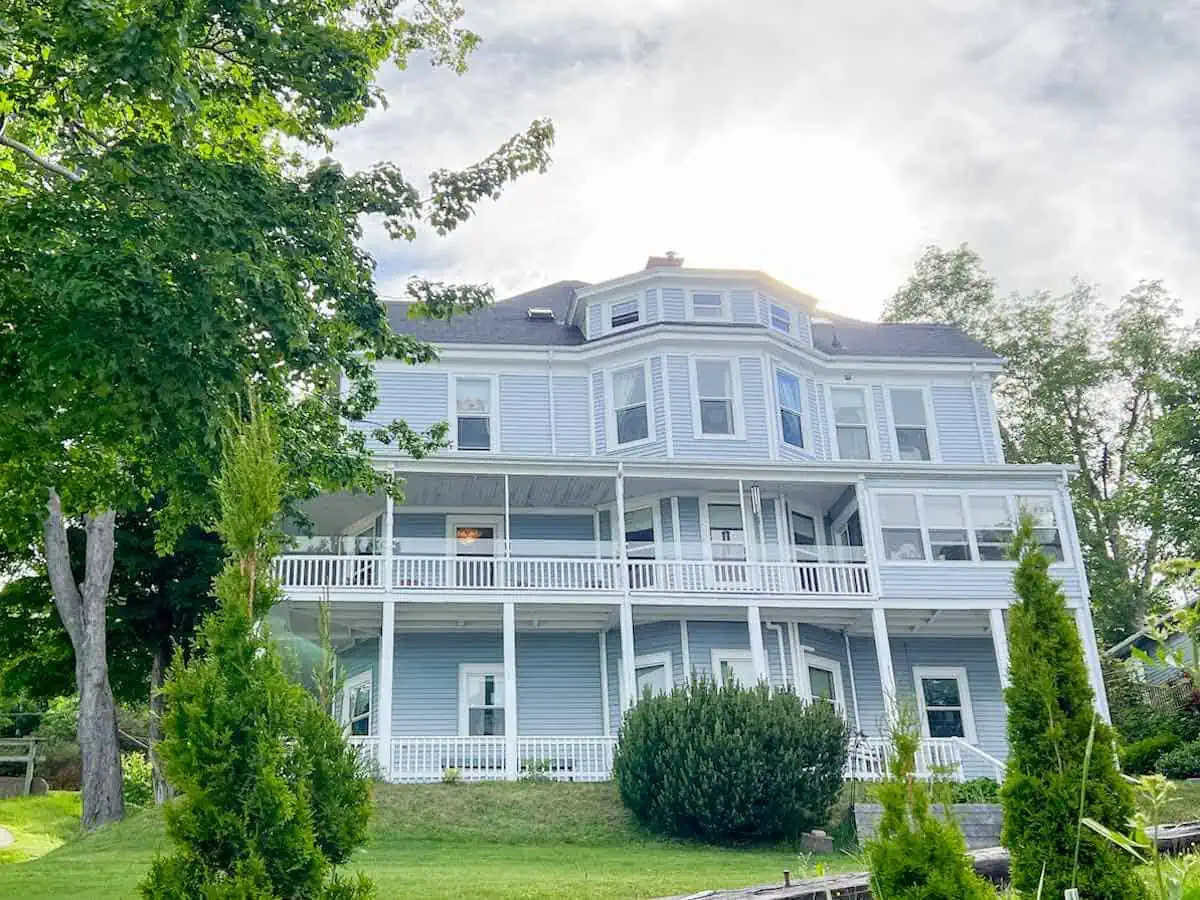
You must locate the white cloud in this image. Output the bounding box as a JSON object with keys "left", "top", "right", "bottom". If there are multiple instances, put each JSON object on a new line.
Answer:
{"left": 337, "top": 0, "right": 1200, "bottom": 319}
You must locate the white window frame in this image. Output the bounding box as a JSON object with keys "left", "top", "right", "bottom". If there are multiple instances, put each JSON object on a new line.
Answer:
{"left": 769, "top": 302, "right": 793, "bottom": 334}
{"left": 711, "top": 648, "right": 756, "bottom": 687}
{"left": 913, "top": 665, "right": 977, "bottom": 744}
{"left": 604, "top": 360, "right": 655, "bottom": 449}
{"left": 445, "top": 515, "right": 506, "bottom": 554}
{"left": 826, "top": 385, "right": 877, "bottom": 461}
{"left": 698, "top": 494, "right": 751, "bottom": 564}
{"left": 341, "top": 671, "right": 373, "bottom": 737}
{"left": 876, "top": 492, "right": 928, "bottom": 562}
{"left": 774, "top": 366, "right": 806, "bottom": 450}
{"left": 619, "top": 651, "right": 673, "bottom": 708}
{"left": 458, "top": 663, "right": 506, "bottom": 736}
{"left": 449, "top": 374, "right": 499, "bottom": 454}
{"left": 622, "top": 503, "right": 661, "bottom": 560}
{"left": 885, "top": 385, "right": 939, "bottom": 462}
{"left": 803, "top": 653, "right": 846, "bottom": 714}
{"left": 608, "top": 295, "right": 644, "bottom": 332}
{"left": 690, "top": 357, "right": 744, "bottom": 439}
{"left": 688, "top": 290, "right": 731, "bottom": 322}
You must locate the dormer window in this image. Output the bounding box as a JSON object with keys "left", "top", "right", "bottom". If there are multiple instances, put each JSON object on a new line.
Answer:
{"left": 689, "top": 291, "right": 728, "bottom": 321}
{"left": 769, "top": 303, "right": 792, "bottom": 334}
{"left": 610, "top": 297, "right": 641, "bottom": 330}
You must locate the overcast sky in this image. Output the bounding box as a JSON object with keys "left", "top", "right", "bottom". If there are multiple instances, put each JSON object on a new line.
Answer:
{"left": 334, "top": 0, "right": 1200, "bottom": 320}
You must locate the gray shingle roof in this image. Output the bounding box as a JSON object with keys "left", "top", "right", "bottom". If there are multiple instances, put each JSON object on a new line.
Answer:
{"left": 386, "top": 278, "right": 1000, "bottom": 361}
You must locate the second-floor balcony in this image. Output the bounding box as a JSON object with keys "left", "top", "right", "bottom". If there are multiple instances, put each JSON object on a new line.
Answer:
{"left": 274, "top": 536, "right": 871, "bottom": 599}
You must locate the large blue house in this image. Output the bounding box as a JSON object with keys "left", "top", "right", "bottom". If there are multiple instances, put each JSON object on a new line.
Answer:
{"left": 272, "top": 254, "right": 1109, "bottom": 784}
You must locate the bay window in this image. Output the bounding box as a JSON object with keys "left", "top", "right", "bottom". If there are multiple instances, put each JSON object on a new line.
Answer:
{"left": 775, "top": 368, "right": 805, "bottom": 448}
{"left": 830, "top": 387, "right": 872, "bottom": 460}
{"left": 889, "top": 387, "right": 932, "bottom": 461}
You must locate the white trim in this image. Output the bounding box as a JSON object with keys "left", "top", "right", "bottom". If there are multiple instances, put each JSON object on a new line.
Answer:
{"left": 445, "top": 515, "right": 505, "bottom": 552}
{"left": 680, "top": 619, "right": 691, "bottom": 679}
{"left": 711, "top": 648, "right": 756, "bottom": 687}
{"left": 618, "top": 650, "right": 674, "bottom": 709}
{"left": 604, "top": 359, "right": 656, "bottom": 449}
{"left": 378, "top": 601, "right": 395, "bottom": 761}
{"left": 884, "top": 385, "right": 940, "bottom": 463}
{"left": 449, "top": 373, "right": 500, "bottom": 454}
{"left": 985, "top": 375, "right": 1005, "bottom": 462}
{"left": 458, "top": 663, "right": 507, "bottom": 737}
{"left": 547, "top": 350, "right": 558, "bottom": 456}
{"left": 689, "top": 356, "right": 745, "bottom": 440}
{"left": 660, "top": 352, "right": 675, "bottom": 458}
{"left": 342, "top": 671, "right": 374, "bottom": 736}
{"left": 913, "top": 665, "right": 978, "bottom": 744}
{"left": 803, "top": 652, "right": 847, "bottom": 714}
{"left": 687, "top": 289, "right": 732, "bottom": 322}
{"left": 670, "top": 496, "right": 683, "bottom": 561}
{"left": 826, "top": 383, "right": 878, "bottom": 461}
{"left": 989, "top": 608, "right": 1011, "bottom": 691}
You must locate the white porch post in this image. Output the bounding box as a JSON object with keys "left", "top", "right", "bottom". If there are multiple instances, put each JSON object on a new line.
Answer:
{"left": 503, "top": 600, "right": 519, "bottom": 779}
{"left": 615, "top": 465, "right": 636, "bottom": 712}
{"left": 855, "top": 476, "right": 882, "bottom": 596}
{"left": 503, "top": 473, "right": 512, "bottom": 557}
{"left": 377, "top": 601, "right": 395, "bottom": 780}
{"left": 1074, "top": 605, "right": 1112, "bottom": 723}
{"left": 383, "top": 481, "right": 395, "bottom": 593}
{"left": 747, "top": 605, "right": 768, "bottom": 683}
{"left": 871, "top": 607, "right": 898, "bottom": 727}
{"left": 989, "top": 607, "right": 1011, "bottom": 691}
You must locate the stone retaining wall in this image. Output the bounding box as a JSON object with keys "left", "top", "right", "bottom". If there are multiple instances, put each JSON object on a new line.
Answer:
{"left": 854, "top": 802, "right": 1003, "bottom": 849}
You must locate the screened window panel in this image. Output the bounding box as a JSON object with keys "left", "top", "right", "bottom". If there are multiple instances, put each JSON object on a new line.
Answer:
{"left": 616, "top": 407, "right": 649, "bottom": 444}
{"left": 890, "top": 388, "right": 927, "bottom": 425}
{"left": 613, "top": 366, "right": 647, "bottom": 407}
{"left": 930, "top": 529, "right": 971, "bottom": 560}
{"left": 878, "top": 494, "right": 920, "bottom": 527}
{"left": 926, "top": 709, "right": 965, "bottom": 738}
{"left": 776, "top": 370, "right": 803, "bottom": 411}
{"left": 708, "top": 504, "right": 744, "bottom": 529}
{"left": 696, "top": 361, "right": 732, "bottom": 397}
{"left": 896, "top": 427, "right": 931, "bottom": 461}
{"left": 468, "top": 707, "right": 505, "bottom": 736}
{"left": 1016, "top": 495, "right": 1056, "bottom": 528}
{"left": 700, "top": 399, "right": 733, "bottom": 435}
{"left": 770, "top": 303, "right": 792, "bottom": 332}
{"left": 922, "top": 677, "right": 962, "bottom": 707}
{"left": 456, "top": 378, "right": 491, "bottom": 414}
{"left": 971, "top": 496, "right": 1014, "bottom": 560}
{"left": 831, "top": 388, "right": 868, "bottom": 425}
{"left": 882, "top": 528, "right": 925, "bottom": 560}
{"left": 836, "top": 425, "right": 871, "bottom": 460}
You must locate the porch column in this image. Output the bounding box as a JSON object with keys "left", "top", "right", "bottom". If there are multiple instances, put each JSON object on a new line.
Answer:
{"left": 855, "top": 476, "right": 882, "bottom": 596}
{"left": 989, "top": 607, "right": 1011, "bottom": 691}
{"left": 871, "top": 607, "right": 898, "bottom": 727}
{"left": 615, "top": 464, "right": 636, "bottom": 712}
{"left": 1074, "top": 605, "right": 1112, "bottom": 723}
{"left": 377, "top": 601, "right": 395, "bottom": 780}
{"left": 747, "top": 605, "right": 768, "bottom": 683}
{"left": 383, "top": 482, "right": 395, "bottom": 592}
{"left": 503, "top": 600, "right": 519, "bottom": 780}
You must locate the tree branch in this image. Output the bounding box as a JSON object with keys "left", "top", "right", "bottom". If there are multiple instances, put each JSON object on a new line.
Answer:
{"left": 43, "top": 489, "right": 84, "bottom": 649}
{"left": 0, "top": 129, "right": 81, "bottom": 183}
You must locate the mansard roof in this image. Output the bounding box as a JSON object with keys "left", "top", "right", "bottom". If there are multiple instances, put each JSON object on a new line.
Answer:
{"left": 385, "top": 277, "right": 1001, "bottom": 361}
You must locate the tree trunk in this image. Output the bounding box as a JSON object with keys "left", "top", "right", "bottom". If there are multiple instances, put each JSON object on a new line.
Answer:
{"left": 149, "top": 642, "right": 174, "bottom": 804}
{"left": 43, "top": 490, "right": 125, "bottom": 830}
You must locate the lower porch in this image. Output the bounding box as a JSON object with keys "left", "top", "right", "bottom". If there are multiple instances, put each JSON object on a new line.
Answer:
{"left": 271, "top": 600, "right": 1015, "bottom": 784}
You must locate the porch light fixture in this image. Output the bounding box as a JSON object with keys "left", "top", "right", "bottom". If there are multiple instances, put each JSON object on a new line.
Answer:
{"left": 457, "top": 527, "right": 482, "bottom": 544}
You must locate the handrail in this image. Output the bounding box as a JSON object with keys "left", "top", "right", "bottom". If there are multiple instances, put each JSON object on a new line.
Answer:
{"left": 951, "top": 737, "right": 1007, "bottom": 781}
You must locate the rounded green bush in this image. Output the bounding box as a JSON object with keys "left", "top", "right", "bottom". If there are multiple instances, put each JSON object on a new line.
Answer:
{"left": 612, "top": 679, "right": 848, "bottom": 842}
{"left": 1156, "top": 740, "right": 1200, "bottom": 779}
{"left": 121, "top": 752, "right": 154, "bottom": 807}
{"left": 1121, "top": 733, "right": 1181, "bottom": 775}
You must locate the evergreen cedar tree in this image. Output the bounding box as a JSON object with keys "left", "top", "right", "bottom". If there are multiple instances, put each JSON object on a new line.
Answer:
{"left": 1000, "top": 519, "right": 1146, "bottom": 899}
{"left": 612, "top": 679, "right": 848, "bottom": 842}
{"left": 0, "top": 0, "right": 553, "bottom": 829}
{"left": 142, "top": 401, "right": 374, "bottom": 899}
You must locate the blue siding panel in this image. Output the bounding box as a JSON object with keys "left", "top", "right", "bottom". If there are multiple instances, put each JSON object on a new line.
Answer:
{"left": 395, "top": 513, "right": 446, "bottom": 544}
{"left": 730, "top": 290, "right": 758, "bottom": 324}
{"left": 760, "top": 499, "right": 780, "bottom": 560}
{"left": 518, "top": 632, "right": 604, "bottom": 735}
{"left": 367, "top": 371, "right": 448, "bottom": 449}
{"left": 645, "top": 288, "right": 661, "bottom": 324}
{"left": 500, "top": 374, "right": 552, "bottom": 455}
{"left": 591, "top": 371, "right": 606, "bottom": 452}
{"left": 669, "top": 356, "right": 771, "bottom": 460}
{"left": 676, "top": 497, "right": 702, "bottom": 558}
{"left": 872, "top": 386, "right": 893, "bottom": 461}
{"left": 659, "top": 498, "right": 675, "bottom": 558}
{"left": 796, "top": 312, "right": 814, "bottom": 348}
{"left": 552, "top": 375, "right": 591, "bottom": 455}
{"left": 510, "top": 514, "right": 594, "bottom": 543}
{"left": 662, "top": 288, "right": 686, "bottom": 320}
{"left": 877, "top": 565, "right": 1081, "bottom": 601}
{"left": 933, "top": 384, "right": 985, "bottom": 463}
{"left": 687, "top": 620, "right": 751, "bottom": 678}
{"left": 393, "top": 632, "right": 501, "bottom": 735}
{"left": 586, "top": 304, "right": 602, "bottom": 340}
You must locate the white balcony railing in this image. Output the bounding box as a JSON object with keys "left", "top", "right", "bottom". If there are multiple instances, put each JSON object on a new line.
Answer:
{"left": 275, "top": 543, "right": 872, "bottom": 598}
{"left": 845, "top": 737, "right": 969, "bottom": 782}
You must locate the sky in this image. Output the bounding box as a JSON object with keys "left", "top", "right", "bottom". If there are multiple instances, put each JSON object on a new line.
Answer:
{"left": 333, "top": 0, "right": 1200, "bottom": 321}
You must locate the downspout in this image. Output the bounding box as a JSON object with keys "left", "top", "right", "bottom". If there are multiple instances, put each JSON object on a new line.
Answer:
{"left": 766, "top": 622, "right": 790, "bottom": 690}
{"left": 788, "top": 623, "right": 807, "bottom": 699}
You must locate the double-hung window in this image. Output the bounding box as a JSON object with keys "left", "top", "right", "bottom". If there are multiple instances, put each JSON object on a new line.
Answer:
{"left": 775, "top": 369, "right": 805, "bottom": 448}
{"left": 690, "top": 291, "right": 728, "bottom": 320}
{"left": 612, "top": 364, "right": 650, "bottom": 445}
{"left": 712, "top": 650, "right": 757, "bottom": 687}
{"left": 925, "top": 495, "right": 971, "bottom": 561}
{"left": 889, "top": 388, "right": 932, "bottom": 460}
{"left": 914, "top": 666, "right": 977, "bottom": 742}
{"left": 970, "top": 495, "right": 1015, "bottom": 561}
{"left": 695, "top": 360, "right": 736, "bottom": 436}
{"left": 878, "top": 493, "right": 925, "bottom": 561}
{"left": 769, "top": 303, "right": 792, "bottom": 333}
{"left": 460, "top": 666, "right": 505, "bottom": 736}
{"left": 610, "top": 297, "right": 640, "bottom": 330}
{"left": 830, "top": 387, "right": 872, "bottom": 460}
{"left": 805, "top": 655, "right": 845, "bottom": 712}
{"left": 455, "top": 377, "right": 493, "bottom": 451}
{"left": 1016, "top": 495, "right": 1064, "bottom": 561}
{"left": 341, "top": 672, "right": 372, "bottom": 737}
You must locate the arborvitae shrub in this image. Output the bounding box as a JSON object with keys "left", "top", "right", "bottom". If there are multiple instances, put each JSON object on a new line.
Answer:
{"left": 1000, "top": 519, "right": 1146, "bottom": 900}
{"left": 864, "top": 706, "right": 995, "bottom": 900}
{"left": 612, "top": 678, "right": 848, "bottom": 842}
{"left": 140, "top": 401, "right": 373, "bottom": 899}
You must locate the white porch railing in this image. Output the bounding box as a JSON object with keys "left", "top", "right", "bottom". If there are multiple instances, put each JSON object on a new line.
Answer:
{"left": 517, "top": 736, "right": 616, "bottom": 782}
{"left": 845, "top": 737, "right": 967, "bottom": 782}
{"left": 275, "top": 550, "right": 870, "bottom": 597}
{"left": 356, "top": 736, "right": 619, "bottom": 783}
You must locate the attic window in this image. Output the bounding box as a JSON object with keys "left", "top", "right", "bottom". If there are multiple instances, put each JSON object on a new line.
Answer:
{"left": 526, "top": 307, "right": 555, "bottom": 321}
{"left": 610, "top": 297, "right": 641, "bottom": 330}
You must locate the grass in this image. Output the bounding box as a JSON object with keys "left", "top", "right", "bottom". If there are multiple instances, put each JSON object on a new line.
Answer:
{"left": 0, "top": 791, "right": 85, "bottom": 864}
{"left": 0, "top": 782, "right": 855, "bottom": 899}
{"left": 1153, "top": 778, "right": 1200, "bottom": 823}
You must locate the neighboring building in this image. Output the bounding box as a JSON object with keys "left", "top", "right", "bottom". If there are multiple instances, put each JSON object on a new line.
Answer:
{"left": 1107, "top": 617, "right": 1196, "bottom": 686}
{"left": 272, "top": 254, "right": 1108, "bottom": 784}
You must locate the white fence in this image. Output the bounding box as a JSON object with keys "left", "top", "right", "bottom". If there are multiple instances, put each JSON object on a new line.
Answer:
{"left": 275, "top": 549, "right": 870, "bottom": 597}
{"left": 349, "top": 736, "right": 618, "bottom": 783}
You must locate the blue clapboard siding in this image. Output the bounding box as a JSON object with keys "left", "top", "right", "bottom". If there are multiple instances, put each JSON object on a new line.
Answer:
{"left": 667, "top": 356, "right": 771, "bottom": 460}
{"left": 644, "top": 288, "right": 661, "bottom": 324}
{"left": 586, "top": 304, "right": 602, "bottom": 339}
{"left": 605, "top": 621, "right": 685, "bottom": 728}
{"left": 876, "top": 565, "right": 1082, "bottom": 601}
{"left": 552, "top": 375, "right": 591, "bottom": 455}
{"left": 518, "top": 632, "right": 604, "bottom": 735}
{"left": 849, "top": 634, "right": 1008, "bottom": 777}
{"left": 730, "top": 290, "right": 758, "bottom": 324}
{"left": 1124, "top": 633, "right": 1191, "bottom": 685}
{"left": 676, "top": 497, "right": 702, "bottom": 558}
{"left": 760, "top": 499, "right": 780, "bottom": 560}
{"left": 795, "top": 312, "right": 814, "bottom": 348}
{"left": 598, "top": 358, "right": 668, "bottom": 458}
{"left": 367, "top": 370, "right": 448, "bottom": 448}
{"left": 597, "top": 509, "right": 612, "bottom": 542}
{"left": 686, "top": 620, "right": 751, "bottom": 677}
{"left": 500, "top": 374, "right": 552, "bottom": 455}
{"left": 392, "top": 632, "right": 500, "bottom": 734}
{"left": 872, "top": 385, "right": 893, "bottom": 461}
{"left": 659, "top": 499, "right": 675, "bottom": 558}
{"left": 661, "top": 287, "right": 686, "bottom": 320}
{"left": 591, "top": 371, "right": 606, "bottom": 451}
{"left": 394, "top": 513, "right": 446, "bottom": 547}
{"left": 510, "top": 514, "right": 595, "bottom": 542}
{"left": 933, "top": 384, "right": 986, "bottom": 463}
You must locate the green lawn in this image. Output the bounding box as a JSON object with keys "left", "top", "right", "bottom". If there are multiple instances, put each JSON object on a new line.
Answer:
{"left": 0, "top": 791, "right": 85, "bottom": 864}
{"left": 1157, "top": 779, "right": 1200, "bottom": 823}
{"left": 0, "top": 783, "right": 854, "bottom": 899}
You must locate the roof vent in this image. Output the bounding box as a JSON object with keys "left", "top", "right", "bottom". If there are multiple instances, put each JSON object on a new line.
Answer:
{"left": 526, "top": 307, "right": 556, "bottom": 321}
{"left": 645, "top": 250, "right": 684, "bottom": 270}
